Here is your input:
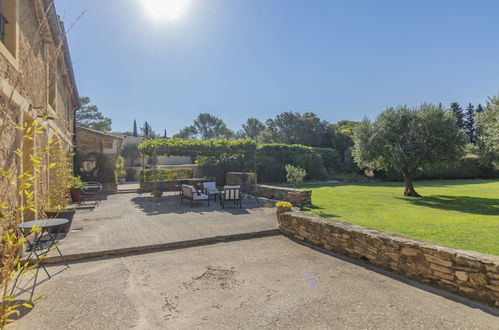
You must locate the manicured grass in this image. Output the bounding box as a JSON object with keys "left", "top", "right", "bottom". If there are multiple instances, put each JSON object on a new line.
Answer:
{"left": 301, "top": 179, "right": 499, "bottom": 256}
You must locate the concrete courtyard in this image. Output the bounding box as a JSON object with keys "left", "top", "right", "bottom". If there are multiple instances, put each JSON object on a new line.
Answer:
{"left": 16, "top": 236, "right": 498, "bottom": 329}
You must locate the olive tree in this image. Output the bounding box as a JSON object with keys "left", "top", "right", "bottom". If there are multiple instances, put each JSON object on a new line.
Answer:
{"left": 476, "top": 95, "right": 499, "bottom": 166}
{"left": 353, "top": 104, "right": 465, "bottom": 197}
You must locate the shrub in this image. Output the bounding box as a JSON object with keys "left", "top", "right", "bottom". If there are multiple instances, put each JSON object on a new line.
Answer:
{"left": 139, "top": 168, "right": 193, "bottom": 182}
{"left": 285, "top": 164, "right": 307, "bottom": 189}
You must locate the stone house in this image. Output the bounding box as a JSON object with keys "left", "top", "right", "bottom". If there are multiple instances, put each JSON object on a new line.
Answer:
{"left": 75, "top": 126, "right": 123, "bottom": 192}
{"left": 0, "top": 0, "right": 79, "bottom": 221}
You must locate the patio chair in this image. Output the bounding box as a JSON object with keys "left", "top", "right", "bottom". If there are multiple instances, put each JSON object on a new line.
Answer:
{"left": 220, "top": 185, "right": 242, "bottom": 208}
{"left": 203, "top": 181, "right": 220, "bottom": 202}
{"left": 176, "top": 179, "right": 190, "bottom": 196}
{"left": 181, "top": 184, "right": 210, "bottom": 207}
{"left": 79, "top": 182, "right": 103, "bottom": 205}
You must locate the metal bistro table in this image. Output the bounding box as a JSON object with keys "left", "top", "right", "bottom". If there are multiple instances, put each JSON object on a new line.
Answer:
{"left": 14, "top": 219, "right": 69, "bottom": 299}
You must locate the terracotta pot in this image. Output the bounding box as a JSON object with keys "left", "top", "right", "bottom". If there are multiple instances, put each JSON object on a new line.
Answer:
{"left": 70, "top": 189, "right": 81, "bottom": 202}
{"left": 45, "top": 209, "right": 76, "bottom": 233}
{"left": 152, "top": 196, "right": 161, "bottom": 203}
{"left": 276, "top": 206, "right": 292, "bottom": 213}
{"left": 287, "top": 191, "right": 302, "bottom": 205}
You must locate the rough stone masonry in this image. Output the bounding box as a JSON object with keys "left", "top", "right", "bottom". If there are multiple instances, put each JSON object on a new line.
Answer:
{"left": 277, "top": 211, "right": 499, "bottom": 307}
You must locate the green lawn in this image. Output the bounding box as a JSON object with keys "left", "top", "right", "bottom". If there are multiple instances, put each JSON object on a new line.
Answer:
{"left": 301, "top": 179, "right": 499, "bottom": 256}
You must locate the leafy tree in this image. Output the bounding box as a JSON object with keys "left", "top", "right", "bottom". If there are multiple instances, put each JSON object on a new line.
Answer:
{"left": 476, "top": 96, "right": 499, "bottom": 165}
{"left": 242, "top": 118, "right": 265, "bottom": 141}
{"left": 450, "top": 102, "right": 465, "bottom": 129}
{"left": 464, "top": 103, "right": 475, "bottom": 143}
{"left": 133, "top": 119, "right": 138, "bottom": 137}
{"left": 176, "top": 113, "right": 234, "bottom": 140}
{"left": 260, "top": 112, "right": 328, "bottom": 147}
{"left": 353, "top": 104, "right": 465, "bottom": 197}
{"left": 194, "top": 113, "right": 233, "bottom": 139}
{"left": 76, "top": 97, "right": 112, "bottom": 132}
{"left": 141, "top": 122, "right": 156, "bottom": 138}
{"left": 336, "top": 120, "right": 359, "bottom": 139}
{"left": 175, "top": 125, "right": 198, "bottom": 139}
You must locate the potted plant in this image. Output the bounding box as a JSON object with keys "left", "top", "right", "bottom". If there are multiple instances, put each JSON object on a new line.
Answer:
{"left": 285, "top": 164, "right": 307, "bottom": 205}
{"left": 151, "top": 190, "right": 163, "bottom": 203}
{"left": 115, "top": 155, "right": 126, "bottom": 184}
{"left": 276, "top": 201, "right": 292, "bottom": 213}
{"left": 68, "top": 175, "right": 83, "bottom": 203}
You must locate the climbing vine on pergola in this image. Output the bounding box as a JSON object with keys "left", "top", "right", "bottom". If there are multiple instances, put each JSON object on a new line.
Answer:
{"left": 138, "top": 137, "right": 257, "bottom": 174}
{"left": 138, "top": 137, "right": 256, "bottom": 158}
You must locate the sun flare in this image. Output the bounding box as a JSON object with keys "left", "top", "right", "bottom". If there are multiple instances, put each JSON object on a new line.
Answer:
{"left": 140, "top": 0, "right": 190, "bottom": 21}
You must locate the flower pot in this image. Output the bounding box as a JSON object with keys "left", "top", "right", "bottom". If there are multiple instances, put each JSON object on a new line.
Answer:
{"left": 276, "top": 206, "right": 292, "bottom": 213}
{"left": 118, "top": 177, "right": 126, "bottom": 184}
{"left": 152, "top": 195, "right": 161, "bottom": 203}
{"left": 70, "top": 189, "right": 81, "bottom": 202}
{"left": 44, "top": 209, "right": 76, "bottom": 233}
{"left": 287, "top": 191, "right": 302, "bottom": 205}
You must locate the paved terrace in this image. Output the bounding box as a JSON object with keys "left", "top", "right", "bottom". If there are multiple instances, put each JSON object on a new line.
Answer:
{"left": 17, "top": 236, "right": 498, "bottom": 329}
{"left": 56, "top": 190, "right": 278, "bottom": 258}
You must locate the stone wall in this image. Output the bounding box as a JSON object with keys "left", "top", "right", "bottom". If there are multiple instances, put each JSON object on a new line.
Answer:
{"left": 75, "top": 126, "right": 123, "bottom": 192}
{"left": 256, "top": 185, "right": 312, "bottom": 204}
{"left": 0, "top": 0, "right": 79, "bottom": 225}
{"left": 277, "top": 211, "right": 499, "bottom": 307}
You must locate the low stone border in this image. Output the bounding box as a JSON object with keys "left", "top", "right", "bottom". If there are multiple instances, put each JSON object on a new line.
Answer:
{"left": 255, "top": 185, "right": 312, "bottom": 204}
{"left": 277, "top": 211, "right": 499, "bottom": 307}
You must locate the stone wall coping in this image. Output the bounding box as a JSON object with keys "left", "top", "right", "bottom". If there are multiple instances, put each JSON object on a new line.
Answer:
{"left": 257, "top": 184, "right": 312, "bottom": 193}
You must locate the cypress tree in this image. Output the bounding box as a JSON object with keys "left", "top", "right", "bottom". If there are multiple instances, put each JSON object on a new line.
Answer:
{"left": 450, "top": 102, "right": 465, "bottom": 129}
{"left": 163, "top": 129, "right": 167, "bottom": 138}
{"left": 464, "top": 103, "right": 475, "bottom": 143}
{"left": 133, "top": 119, "right": 138, "bottom": 137}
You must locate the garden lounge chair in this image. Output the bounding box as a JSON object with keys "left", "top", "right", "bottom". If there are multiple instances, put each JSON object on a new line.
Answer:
{"left": 220, "top": 185, "right": 242, "bottom": 208}
{"left": 181, "top": 184, "right": 210, "bottom": 207}
{"left": 203, "top": 181, "right": 220, "bottom": 201}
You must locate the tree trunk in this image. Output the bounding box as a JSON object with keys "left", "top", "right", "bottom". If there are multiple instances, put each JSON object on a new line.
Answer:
{"left": 403, "top": 170, "right": 421, "bottom": 197}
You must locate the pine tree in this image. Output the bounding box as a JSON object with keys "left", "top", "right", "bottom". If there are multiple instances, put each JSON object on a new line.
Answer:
{"left": 475, "top": 104, "right": 484, "bottom": 113}
{"left": 133, "top": 119, "right": 138, "bottom": 137}
{"left": 450, "top": 102, "right": 465, "bottom": 129}
{"left": 463, "top": 103, "right": 475, "bottom": 143}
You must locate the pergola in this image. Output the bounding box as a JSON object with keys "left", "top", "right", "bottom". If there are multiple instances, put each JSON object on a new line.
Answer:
{"left": 138, "top": 137, "right": 258, "bottom": 182}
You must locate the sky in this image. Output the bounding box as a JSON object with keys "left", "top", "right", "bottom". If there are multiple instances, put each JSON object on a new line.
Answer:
{"left": 54, "top": 0, "right": 499, "bottom": 135}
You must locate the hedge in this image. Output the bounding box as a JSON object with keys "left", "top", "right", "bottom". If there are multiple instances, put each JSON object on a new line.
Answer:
{"left": 139, "top": 168, "right": 193, "bottom": 182}
{"left": 257, "top": 144, "right": 341, "bottom": 183}
{"left": 374, "top": 157, "right": 498, "bottom": 181}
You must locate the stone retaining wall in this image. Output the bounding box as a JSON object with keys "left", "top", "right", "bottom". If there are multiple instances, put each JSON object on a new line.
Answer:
{"left": 256, "top": 185, "right": 312, "bottom": 204}
{"left": 277, "top": 211, "right": 499, "bottom": 307}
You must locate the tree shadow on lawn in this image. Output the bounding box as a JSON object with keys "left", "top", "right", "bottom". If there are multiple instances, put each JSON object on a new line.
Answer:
{"left": 395, "top": 195, "right": 499, "bottom": 216}
{"left": 303, "top": 205, "right": 341, "bottom": 219}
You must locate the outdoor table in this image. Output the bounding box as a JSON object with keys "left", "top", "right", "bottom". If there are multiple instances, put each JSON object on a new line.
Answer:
{"left": 15, "top": 219, "right": 69, "bottom": 299}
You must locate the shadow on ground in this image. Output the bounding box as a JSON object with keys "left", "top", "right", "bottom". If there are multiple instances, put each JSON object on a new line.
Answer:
{"left": 131, "top": 194, "right": 267, "bottom": 216}
{"left": 395, "top": 195, "right": 499, "bottom": 216}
